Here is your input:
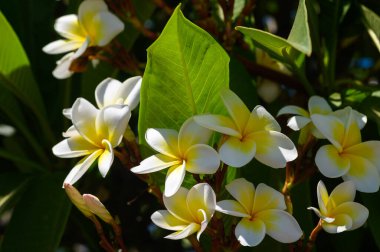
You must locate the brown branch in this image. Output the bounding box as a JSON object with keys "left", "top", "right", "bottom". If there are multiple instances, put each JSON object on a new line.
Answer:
{"left": 306, "top": 219, "right": 323, "bottom": 252}
{"left": 90, "top": 216, "right": 115, "bottom": 252}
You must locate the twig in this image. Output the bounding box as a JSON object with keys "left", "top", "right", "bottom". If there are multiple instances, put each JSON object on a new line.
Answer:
{"left": 306, "top": 219, "right": 323, "bottom": 252}
{"left": 90, "top": 216, "right": 115, "bottom": 252}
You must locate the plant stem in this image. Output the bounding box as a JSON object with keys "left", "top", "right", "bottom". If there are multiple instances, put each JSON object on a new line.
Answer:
{"left": 306, "top": 219, "right": 323, "bottom": 252}
{"left": 90, "top": 216, "right": 115, "bottom": 252}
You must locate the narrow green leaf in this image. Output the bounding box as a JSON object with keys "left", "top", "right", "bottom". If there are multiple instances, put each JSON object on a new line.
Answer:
{"left": 0, "top": 173, "right": 30, "bottom": 216}
{"left": 361, "top": 5, "right": 380, "bottom": 53}
{"left": 0, "top": 11, "right": 55, "bottom": 144}
{"left": 236, "top": 0, "right": 311, "bottom": 57}
{"left": 1, "top": 173, "right": 71, "bottom": 252}
{"left": 232, "top": 0, "right": 246, "bottom": 21}
{"left": 138, "top": 5, "right": 229, "bottom": 144}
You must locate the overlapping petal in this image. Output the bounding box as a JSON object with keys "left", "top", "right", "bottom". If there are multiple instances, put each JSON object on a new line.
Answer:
{"left": 130, "top": 154, "right": 180, "bottom": 174}
{"left": 252, "top": 184, "right": 286, "bottom": 213}
{"left": 52, "top": 53, "right": 76, "bottom": 79}
{"left": 151, "top": 210, "right": 189, "bottom": 231}
{"left": 163, "top": 187, "right": 193, "bottom": 222}
{"left": 327, "top": 181, "right": 356, "bottom": 210}
{"left": 219, "top": 136, "right": 256, "bottom": 167}
{"left": 97, "top": 140, "right": 113, "bottom": 177}
{"left": 287, "top": 116, "right": 311, "bottom": 131}
{"left": 216, "top": 200, "right": 251, "bottom": 217}
{"left": 332, "top": 202, "right": 369, "bottom": 230}
{"left": 322, "top": 214, "right": 353, "bottom": 234}
{"left": 54, "top": 14, "right": 85, "bottom": 41}
{"left": 244, "top": 105, "right": 281, "bottom": 133}
{"left": 194, "top": 114, "right": 241, "bottom": 137}
{"left": 345, "top": 141, "right": 380, "bottom": 170}
{"left": 256, "top": 209, "right": 303, "bottom": 243}
{"left": 252, "top": 131, "right": 297, "bottom": 168}
{"left": 145, "top": 128, "right": 179, "bottom": 158}
{"left": 42, "top": 39, "right": 83, "bottom": 54}
{"left": 164, "top": 223, "right": 200, "bottom": 240}
{"left": 315, "top": 145, "right": 350, "bottom": 178}
{"left": 311, "top": 114, "right": 345, "bottom": 151}
{"left": 178, "top": 118, "right": 213, "bottom": 154}
{"left": 308, "top": 96, "right": 332, "bottom": 115}
{"left": 184, "top": 145, "right": 220, "bottom": 174}
{"left": 225, "top": 178, "right": 255, "bottom": 214}
{"left": 277, "top": 105, "right": 309, "bottom": 117}
{"left": 165, "top": 162, "right": 187, "bottom": 197}
{"left": 52, "top": 135, "right": 98, "bottom": 158}
{"left": 316, "top": 181, "right": 329, "bottom": 215}
{"left": 87, "top": 12, "right": 124, "bottom": 46}
{"left": 186, "top": 183, "right": 216, "bottom": 221}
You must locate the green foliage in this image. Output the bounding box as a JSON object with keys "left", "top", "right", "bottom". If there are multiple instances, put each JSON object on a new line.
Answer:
{"left": 138, "top": 5, "right": 229, "bottom": 143}
{"left": 361, "top": 4, "right": 380, "bottom": 52}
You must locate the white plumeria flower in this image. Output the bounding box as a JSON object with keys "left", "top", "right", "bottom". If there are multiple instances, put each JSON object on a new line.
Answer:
{"left": 277, "top": 96, "right": 367, "bottom": 140}
{"left": 312, "top": 107, "right": 380, "bottom": 192}
{"left": 63, "top": 76, "right": 141, "bottom": 120}
{"left": 194, "top": 89, "right": 297, "bottom": 168}
{"left": 43, "top": 0, "right": 124, "bottom": 78}
{"left": 95, "top": 76, "right": 142, "bottom": 110}
{"left": 216, "top": 178, "right": 302, "bottom": 247}
{"left": 131, "top": 118, "right": 220, "bottom": 197}
{"left": 53, "top": 98, "right": 131, "bottom": 185}
{"left": 308, "top": 181, "right": 369, "bottom": 233}
{"left": 151, "top": 183, "right": 216, "bottom": 240}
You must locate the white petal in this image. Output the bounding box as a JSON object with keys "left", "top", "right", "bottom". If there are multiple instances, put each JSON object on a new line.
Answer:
{"left": 256, "top": 209, "right": 303, "bottom": 243}
{"left": 187, "top": 183, "right": 216, "bottom": 221}
{"left": 165, "top": 223, "right": 200, "bottom": 240}
{"left": 163, "top": 187, "right": 193, "bottom": 222}
{"left": 54, "top": 14, "right": 85, "bottom": 41}
{"left": 345, "top": 141, "right": 380, "bottom": 172}
{"left": 235, "top": 218, "right": 266, "bottom": 247}
{"left": 277, "top": 105, "right": 309, "bottom": 117}
{"left": 63, "top": 150, "right": 103, "bottom": 185}
{"left": 145, "top": 128, "right": 179, "bottom": 158}
{"left": 122, "top": 76, "right": 142, "bottom": 110}
{"left": 194, "top": 114, "right": 241, "bottom": 137}
{"left": 52, "top": 135, "right": 97, "bottom": 158}
{"left": 244, "top": 105, "right": 281, "bottom": 134}
{"left": 85, "top": 12, "right": 124, "bottom": 46}
{"left": 95, "top": 78, "right": 123, "bottom": 108}
{"left": 71, "top": 98, "right": 99, "bottom": 146}
{"left": 219, "top": 136, "right": 256, "bottom": 167}
{"left": 42, "top": 39, "right": 83, "bottom": 54}
{"left": 307, "top": 207, "right": 335, "bottom": 223}
{"left": 151, "top": 210, "right": 188, "bottom": 231}
{"left": 287, "top": 116, "right": 311, "bottom": 131}
{"left": 72, "top": 37, "right": 90, "bottom": 58}
{"left": 164, "top": 162, "right": 186, "bottom": 197}
{"left": 78, "top": 0, "right": 108, "bottom": 32}
{"left": 196, "top": 209, "right": 209, "bottom": 240}
{"left": 343, "top": 155, "right": 380, "bottom": 193}
{"left": 315, "top": 145, "right": 350, "bottom": 178}
{"left": 316, "top": 181, "right": 329, "bottom": 215}
{"left": 184, "top": 144, "right": 220, "bottom": 174}
{"left": 332, "top": 202, "right": 369, "bottom": 230}
{"left": 252, "top": 131, "right": 297, "bottom": 168}
{"left": 62, "top": 108, "right": 72, "bottom": 120}
{"left": 216, "top": 200, "right": 251, "bottom": 218}
{"left": 97, "top": 140, "right": 113, "bottom": 177}
{"left": 220, "top": 89, "right": 251, "bottom": 132}
{"left": 178, "top": 117, "right": 213, "bottom": 154}
{"left": 308, "top": 96, "right": 332, "bottom": 115}
{"left": 52, "top": 53, "right": 75, "bottom": 79}
{"left": 225, "top": 178, "right": 255, "bottom": 215}
{"left": 252, "top": 183, "right": 286, "bottom": 213}
{"left": 311, "top": 114, "right": 344, "bottom": 150}
{"left": 131, "top": 154, "right": 180, "bottom": 174}
{"left": 95, "top": 105, "right": 131, "bottom": 146}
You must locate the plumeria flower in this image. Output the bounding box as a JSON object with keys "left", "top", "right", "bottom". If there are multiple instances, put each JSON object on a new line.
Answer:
{"left": 43, "top": 0, "right": 124, "bottom": 78}
{"left": 63, "top": 76, "right": 142, "bottom": 119}
{"left": 216, "top": 178, "right": 302, "bottom": 247}
{"left": 277, "top": 96, "right": 367, "bottom": 141}
{"left": 53, "top": 98, "right": 131, "bottom": 185}
{"left": 194, "top": 89, "right": 297, "bottom": 168}
{"left": 151, "top": 183, "right": 216, "bottom": 240}
{"left": 312, "top": 107, "right": 380, "bottom": 192}
{"left": 308, "top": 181, "right": 369, "bottom": 233}
{"left": 131, "top": 118, "right": 220, "bottom": 197}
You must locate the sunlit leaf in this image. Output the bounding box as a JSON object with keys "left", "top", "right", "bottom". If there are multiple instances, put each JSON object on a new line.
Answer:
{"left": 138, "top": 5, "right": 229, "bottom": 146}
{"left": 361, "top": 5, "right": 380, "bottom": 53}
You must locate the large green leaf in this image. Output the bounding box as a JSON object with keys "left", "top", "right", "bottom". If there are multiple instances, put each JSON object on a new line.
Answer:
{"left": 0, "top": 11, "right": 54, "bottom": 144}
{"left": 361, "top": 5, "right": 380, "bottom": 53}
{"left": 1, "top": 173, "right": 71, "bottom": 252}
{"left": 138, "top": 5, "right": 229, "bottom": 143}
{"left": 236, "top": 0, "right": 311, "bottom": 59}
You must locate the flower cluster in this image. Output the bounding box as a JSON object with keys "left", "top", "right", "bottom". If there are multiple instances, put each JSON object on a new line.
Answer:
{"left": 43, "top": 0, "right": 124, "bottom": 79}
{"left": 52, "top": 76, "right": 141, "bottom": 185}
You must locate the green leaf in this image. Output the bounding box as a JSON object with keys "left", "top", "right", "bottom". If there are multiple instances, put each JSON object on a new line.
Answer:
{"left": 138, "top": 5, "right": 229, "bottom": 144}
{"left": 236, "top": 0, "right": 311, "bottom": 58}
{"left": 361, "top": 191, "right": 380, "bottom": 249}
{"left": 0, "top": 11, "right": 54, "bottom": 144}
{"left": 1, "top": 173, "right": 71, "bottom": 252}
{"left": 361, "top": 5, "right": 380, "bottom": 53}
{"left": 232, "top": 0, "right": 246, "bottom": 21}
{"left": 0, "top": 173, "right": 30, "bottom": 216}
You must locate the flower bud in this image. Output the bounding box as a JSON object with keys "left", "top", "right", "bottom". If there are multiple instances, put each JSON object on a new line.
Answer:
{"left": 83, "top": 194, "right": 114, "bottom": 224}
{"left": 63, "top": 183, "right": 93, "bottom": 218}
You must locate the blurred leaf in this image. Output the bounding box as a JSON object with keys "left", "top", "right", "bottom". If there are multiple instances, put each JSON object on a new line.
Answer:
{"left": 359, "top": 96, "right": 380, "bottom": 135}
{"left": 361, "top": 191, "right": 380, "bottom": 250}
{"left": 138, "top": 5, "right": 229, "bottom": 144}
{"left": 236, "top": 0, "right": 311, "bottom": 58}
{"left": 0, "top": 173, "right": 30, "bottom": 216}
{"left": 0, "top": 11, "right": 54, "bottom": 144}
{"left": 1, "top": 172, "right": 71, "bottom": 252}
{"left": 233, "top": 0, "right": 246, "bottom": 21}
{"left": 0, "top": 149, "right": 44, "bottom": 173}
{"left": 361, "top": 4, "right": 380, "bottom": 53}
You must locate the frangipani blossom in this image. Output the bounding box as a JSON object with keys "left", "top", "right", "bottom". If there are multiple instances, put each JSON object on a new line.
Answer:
{"left": 194, "top": 89, "right": 297, "bottom": 168}
{"left": 308, "top": 181, "right": 368, "bottom": 233}
{"left": 53, "top": 98, "right": 131, "bottom": 185}
{"left": 43, "top": 0, "right": 124, "bottom": 78}
{"left": 312, "top": 107, "right": 380, "bottom": 192}
{"left": 216, "top": 178, "right": 302, "bottom": 247}
{"left": 63, "top": 76, "right": 141, "bottom": 120}
{"left": 277, "top": 96, "right": 367, "bottom": 141}
{"left": 131, "top": 118, "right": 220, "bottom": 197}
{"left": 151, "top": 183, "right": 216, "bottom": 240}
